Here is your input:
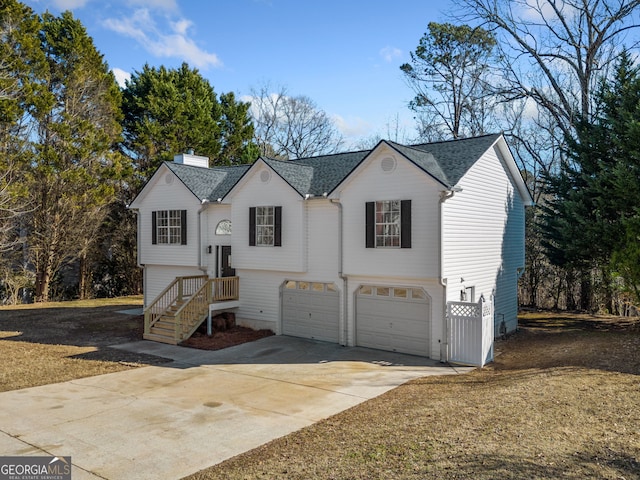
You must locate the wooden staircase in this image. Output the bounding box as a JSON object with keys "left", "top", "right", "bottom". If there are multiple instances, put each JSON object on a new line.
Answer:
{"left": 143, "top": 276, "right": 239, "bottom": 345}
{"left": 144, "top": 300, "right": 187, "bottom": 344}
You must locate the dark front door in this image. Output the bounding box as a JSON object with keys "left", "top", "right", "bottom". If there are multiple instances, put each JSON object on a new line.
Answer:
{"left": 221, "top": 245, "right": 235, "bottom": 277}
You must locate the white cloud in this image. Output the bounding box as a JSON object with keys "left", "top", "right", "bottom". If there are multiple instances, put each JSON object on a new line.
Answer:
{"left": 519, "top": 0, "right": 576, "bottom": 22}
{"left": 103, "top": 8, "right": 222, "bottom": 69}
{"left": 332, "top": 114, "right": 372, "bottom": 138}
{"left": 522, "top": 96, "right": 541, "bottom": 120}
{"left": 112, "top": 67, "right": 131, "bottom": 88}
{"left": 379, "top": 46, "right": 402, "bottom": 63}
{"left": 171, "top": 18, "right": 192, "bottom": 36}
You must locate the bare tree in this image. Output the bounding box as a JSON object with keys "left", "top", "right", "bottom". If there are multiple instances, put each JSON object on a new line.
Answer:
{"left": 249, "top": 83, "right": 344, "bottom": 159}
{"left": 351, "top": 114, "right": 418, "bottom": 150}
{"left": 458, "top": 0, "right": 640, "bottom": 139}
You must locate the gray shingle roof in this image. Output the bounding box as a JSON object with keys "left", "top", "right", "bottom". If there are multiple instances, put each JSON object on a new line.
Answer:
{"left": 389, "top": 133, "right": 501, "bottom": 187}
{"left": 165, "top": 162, "right": 250, "bottom": 201}
{"left": 165, "top": 133, "right": 502, "bottom": 200}
{"left": 264, "top": 150, "right": 369, "bottom": 196}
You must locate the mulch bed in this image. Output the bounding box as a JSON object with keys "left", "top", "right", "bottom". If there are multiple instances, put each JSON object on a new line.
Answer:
{"left": 181, "top": 326, "right": 274, "bottom": 350}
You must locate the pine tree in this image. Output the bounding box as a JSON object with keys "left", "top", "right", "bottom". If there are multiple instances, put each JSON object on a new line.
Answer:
{"left": 122, "top": 63, "right": 257, "bottom": 188}
{"left": 541, "top": 52, "right": 640, "bottom": 310}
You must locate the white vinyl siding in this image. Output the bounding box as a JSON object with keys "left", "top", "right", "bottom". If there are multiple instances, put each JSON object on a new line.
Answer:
{"left": 135, "top": 165, "right": 200, "bottom": 267}
{"left": 229, "top": 164, "right": 305, "bottom": 272}
{"left": 306, "top": 201, "right": 339, "bottom": 278}
{"left": 340, "top": 149, "right": 440, "bottom": 278}
{"left": 442, "top": 144, "right": 525, "bottom": 336}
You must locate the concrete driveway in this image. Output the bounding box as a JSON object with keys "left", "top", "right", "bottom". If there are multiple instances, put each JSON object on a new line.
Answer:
{"left": 0, "top": 336, "right": 471, "bottom": 480}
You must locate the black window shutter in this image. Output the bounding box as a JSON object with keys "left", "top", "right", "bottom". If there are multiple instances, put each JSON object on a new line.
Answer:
{"left": 274, "top": 206, "right": 282, "bottom": 247}
{"left": 152, "top": 211, "right": 157, "bottom": 245}
{"left": 401, "top": 200, "right": 411, "bottom": 248}
{"left": 249, "top": 207, "right": 256, "bottom": 246}
{"left": 365, "top": 202, "right": 375, "bottom": 248}
{"left": 180, "top": 210, "right": 187, "bottom": 245}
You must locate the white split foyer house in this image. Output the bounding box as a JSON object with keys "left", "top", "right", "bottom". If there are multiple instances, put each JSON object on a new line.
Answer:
{"left": 129, "top": 133, "right": 533, "bottom": 366}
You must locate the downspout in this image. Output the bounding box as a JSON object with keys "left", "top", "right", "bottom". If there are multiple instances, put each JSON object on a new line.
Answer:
{"left": 439, "top": 187, "right": 462, "bottom": 363}
{"left": 198, "top": 199, "right": 210, "bottom": 274}
{"left": 330, "top": 198, "right": 348, "bottom": 346}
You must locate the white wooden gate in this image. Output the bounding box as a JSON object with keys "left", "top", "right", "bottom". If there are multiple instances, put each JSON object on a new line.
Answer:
{"left": 447, "top": 295, "right": 494, "bottom": 367}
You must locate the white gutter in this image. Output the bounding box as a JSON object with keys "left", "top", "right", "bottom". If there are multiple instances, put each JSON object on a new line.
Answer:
{"left": 330, "top": 198, "right": 348, "bottom": 346}
{"left": 438, "top": 187, "right": 462, "bottom": 363}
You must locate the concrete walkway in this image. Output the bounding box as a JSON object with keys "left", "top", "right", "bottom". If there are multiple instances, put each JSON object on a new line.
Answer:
{"left": 0, "top": 336, "right": 471, "bottom": 480}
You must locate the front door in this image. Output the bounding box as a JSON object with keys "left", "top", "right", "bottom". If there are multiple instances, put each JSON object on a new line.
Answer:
{"left": 221, "top": 245, "right": 235, "bottom": 277}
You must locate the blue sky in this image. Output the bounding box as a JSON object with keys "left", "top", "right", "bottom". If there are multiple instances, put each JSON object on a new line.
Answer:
{"left": 24, "top": 0, "right": 455, "bottom": 147}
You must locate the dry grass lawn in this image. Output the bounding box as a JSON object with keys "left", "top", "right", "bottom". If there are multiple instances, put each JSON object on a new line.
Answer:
{"left": 0, "top": 296, "right": 169, "bottom": 391}
{"left": 185, "top": 312, "right": 640, "bottom": 480}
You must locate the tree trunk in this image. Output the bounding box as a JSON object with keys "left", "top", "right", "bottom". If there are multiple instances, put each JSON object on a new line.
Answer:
{"left": 565, "top": 269, "right": 576, "bottom": 310}
{"left": 35, "top": 268, "right": 51, "bottom": 302}
{"left": 600, "top": 267, "right": 614, "bottom": 314}
{"left": 580, "top": 270, "right": 591, "bottom": 311}
{"left": 78, "top": 253, "right": 90, "bottom": 300}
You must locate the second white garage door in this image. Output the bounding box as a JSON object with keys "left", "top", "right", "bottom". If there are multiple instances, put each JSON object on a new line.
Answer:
{"left": 282, "top": 281, "right": 340, "bottom": 343}
{"left": 356, "top": 285, "right": 431, "bottom": 357}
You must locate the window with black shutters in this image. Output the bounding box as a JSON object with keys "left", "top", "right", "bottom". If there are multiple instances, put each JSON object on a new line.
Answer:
{"left": 249, "top": 206, "right": 282, "bottom": 246}
{"left": 152, "top": 210, "right": 187, "bottom": 245}
{"left": 365, "top": 200, "right": 411, "bottom": 248}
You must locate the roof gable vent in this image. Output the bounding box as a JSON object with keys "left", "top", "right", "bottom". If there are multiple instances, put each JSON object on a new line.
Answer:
{"left": 174, "top": 152, "right": 209, "bottom": 168}
{"left": 381, "top": 156, "right": 396, "bottom": 173}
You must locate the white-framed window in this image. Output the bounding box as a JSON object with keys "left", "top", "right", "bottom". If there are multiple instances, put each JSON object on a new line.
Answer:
{"left": 366, "top": 200, "right": 411, "bottom": 248}
{"left": 256, "top": 206, "right": 274, "bottom": 246}
{"left": 215, "top": 219, "right": 232, "bottom": 235}
{"left": 152, "top": 210, "right": 186, "bottom": 245}
{"left": 249, "top": 206, "right": 282, "bottom": 247}
{"left": 375, "top": 200, "right": 401, "bottom": 247}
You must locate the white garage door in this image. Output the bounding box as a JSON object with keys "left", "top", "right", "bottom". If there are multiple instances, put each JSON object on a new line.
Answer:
{"left": 282, "top": 281, "right": 339, "bottom": 343}
{"left": 356, "top": 285, "right": 430, "bottom": 356}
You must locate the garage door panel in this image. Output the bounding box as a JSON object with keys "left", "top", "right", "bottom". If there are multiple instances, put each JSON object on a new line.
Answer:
{"left": 282, "top": 282, "right": 339, "bottom": 343}
{"left": 356, "top": 285, "right": 430, "bottom": 357}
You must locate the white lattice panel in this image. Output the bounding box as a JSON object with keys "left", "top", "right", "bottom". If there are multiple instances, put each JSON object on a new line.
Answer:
{"left": 448, "top": 302, "right": 480, "bottom": 319}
